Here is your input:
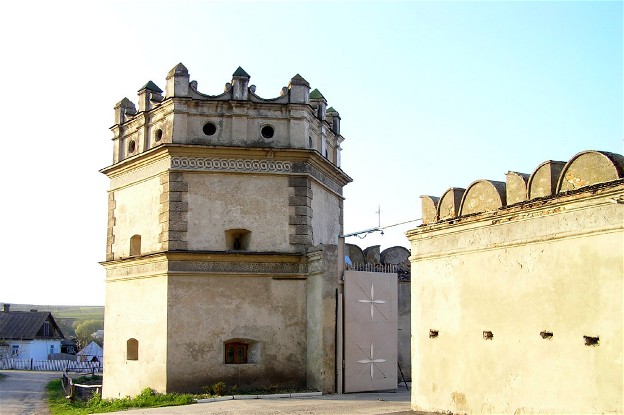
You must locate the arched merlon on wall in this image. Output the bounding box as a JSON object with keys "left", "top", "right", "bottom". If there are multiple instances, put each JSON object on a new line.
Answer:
{"left": 556, "top": 150, "right": 624, "bottom": 193}
{"left": 527, "top": 160, "right": 565, "bottom": 199}
{"left": 458, "top": 180, "right": 506, "bottom": 216}
{"left": 437, "top": 188, "right": 465, "bottom": 221}
{"left": 420, "top": 196, "right": 439, "bottom": 225}
{"left": 505, "top": 171, "right": 530, "bottom": 205}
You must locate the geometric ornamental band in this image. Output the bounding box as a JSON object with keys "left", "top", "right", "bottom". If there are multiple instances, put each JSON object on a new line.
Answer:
{"left": 171, "top": 157, "right": 292, "bottom": 173}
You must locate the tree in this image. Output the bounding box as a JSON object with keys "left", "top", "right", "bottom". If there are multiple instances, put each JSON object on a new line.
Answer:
{"left": 74, "top": 320, "right": 104, "bottom": 348}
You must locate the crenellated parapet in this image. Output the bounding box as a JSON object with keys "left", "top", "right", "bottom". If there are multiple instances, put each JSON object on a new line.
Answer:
{"left": 420, "top": 150, "right": 624, "bottom": 224}
{"left": 110, "top": 63, "right": 344, "bottom": 166}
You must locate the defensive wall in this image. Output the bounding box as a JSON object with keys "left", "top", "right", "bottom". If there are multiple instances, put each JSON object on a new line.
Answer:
{"left": 407, "top": 150, "right": 624, "bottom": 414}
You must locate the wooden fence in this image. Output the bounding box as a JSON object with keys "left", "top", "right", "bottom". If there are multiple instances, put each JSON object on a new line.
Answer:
{"left": 0, "top": 358, "right": 102, "bottom": 372}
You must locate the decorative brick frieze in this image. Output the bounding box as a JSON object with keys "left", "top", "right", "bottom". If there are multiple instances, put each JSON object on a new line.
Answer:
{"left": 168, "top": 260, "right": 305, "bottom": 275}
{"left": 171, "top": 157, "right": 293, "bottom": 173}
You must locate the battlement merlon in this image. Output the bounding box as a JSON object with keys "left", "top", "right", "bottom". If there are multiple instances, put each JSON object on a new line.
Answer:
{"left": 110, "top": 63, "right": 345, "bottom": 167}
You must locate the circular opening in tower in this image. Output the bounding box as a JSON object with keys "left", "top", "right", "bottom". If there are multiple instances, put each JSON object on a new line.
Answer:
{"left": 261, "top": 125, "right": 274, "bottom": 139}
{"left": 155, "top": 129, "right": 163, "bottom": 142}
{"left": 203, "top": 122, "right": 217, "bottom": 136}
{"left": 128, "top": 140, "right": 136, "bottom": 153}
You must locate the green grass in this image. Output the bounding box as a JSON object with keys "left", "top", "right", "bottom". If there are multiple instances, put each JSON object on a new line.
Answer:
{"left": 47, "top": 379, "right": 195, "bottom": 415}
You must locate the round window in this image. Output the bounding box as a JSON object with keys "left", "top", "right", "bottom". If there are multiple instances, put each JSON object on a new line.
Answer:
{"left": 155, "top": 129, "right": 163, "bottom": 142}
{"left": 261, "top": 125, "right": 274, "bottom": 139}
{"left": 203, "top": 122, "right": 217, "bottom": 136}
{"left": 128, "top": 140, "right": 136, "bottom": 153}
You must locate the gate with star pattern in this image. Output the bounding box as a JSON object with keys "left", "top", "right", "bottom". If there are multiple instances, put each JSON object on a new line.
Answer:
{"left": 343, "top": 270, "right": 398, "bottom": 393}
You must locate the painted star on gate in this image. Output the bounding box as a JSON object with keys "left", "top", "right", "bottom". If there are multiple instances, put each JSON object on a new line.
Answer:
{"left": 357, "top": 282, "right": 387, "bottom": 321}
{"left": 357, "top": 342, "right": 387, "bottom": 380}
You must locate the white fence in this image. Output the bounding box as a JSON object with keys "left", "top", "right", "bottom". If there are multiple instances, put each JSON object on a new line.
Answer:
{"left": 0, "top": 358, "right": 102, "bottom": 372}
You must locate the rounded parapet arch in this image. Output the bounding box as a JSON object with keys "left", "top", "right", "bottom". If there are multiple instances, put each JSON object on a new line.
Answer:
{"left": 437, "top": 188, "right": 465, "bottom": 221}
{"left": 527, "top": 160, "right": 566, "bottom": 199}
{"left": 557, "top": 150, "right": 624, "bottom": 193}
{"left": 420, "top": 195, "right": 440, "bottom": 224}
{"left": 345, "top": 243, "right": 365, "bottom": 264}
{"left": 380, "top": 246, "right": 410, "bottom": 265}
{"left": 458, "top": 180, "right": 506, "bottom": 216}
{"left": 505, "top": 171, "right": 530, "bottom": 205}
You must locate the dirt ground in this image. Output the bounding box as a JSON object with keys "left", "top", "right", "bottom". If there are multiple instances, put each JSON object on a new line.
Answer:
{"left": 0, "top": 370, "right": 60, "bottom": 415}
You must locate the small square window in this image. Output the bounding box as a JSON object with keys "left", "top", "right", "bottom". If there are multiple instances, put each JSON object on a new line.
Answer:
{"left": 225, "top": 342, "right": 248, "bottom": 364}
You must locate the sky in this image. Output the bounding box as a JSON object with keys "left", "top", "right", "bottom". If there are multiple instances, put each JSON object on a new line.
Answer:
{"left": 0, "top": 1, "right": 621, "bottom": 306}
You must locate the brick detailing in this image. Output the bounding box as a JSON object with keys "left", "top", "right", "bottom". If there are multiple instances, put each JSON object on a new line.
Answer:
{"left": 288, "top": 176, "right": 313, "bottom": 251}
{"left": 159, "top": 172, "right": 188, "bottom": 251}
{"left": 106, "top": 192, "right": 116, "bottom": 261}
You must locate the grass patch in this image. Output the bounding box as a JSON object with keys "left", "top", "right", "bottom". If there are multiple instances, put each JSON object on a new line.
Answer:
{"left": 47, "top": 379, "right": 195, "bottom": 414}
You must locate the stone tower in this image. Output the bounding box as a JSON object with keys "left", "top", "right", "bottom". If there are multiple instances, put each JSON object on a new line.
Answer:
{"left": 101, "top": 63, "right": 351, "bottom": 398}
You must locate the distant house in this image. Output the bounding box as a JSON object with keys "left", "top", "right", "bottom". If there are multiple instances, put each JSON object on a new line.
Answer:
{"left": 77, "top": 341, "right": 103, "bottom": 363}
{"left": 0, "top": 304, "right": 65, "bottom": 360}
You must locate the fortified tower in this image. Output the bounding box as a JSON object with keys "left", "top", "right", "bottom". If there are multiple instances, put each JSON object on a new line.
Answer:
{"left": 101, "top": 64, "right": 351, "bottom": 398}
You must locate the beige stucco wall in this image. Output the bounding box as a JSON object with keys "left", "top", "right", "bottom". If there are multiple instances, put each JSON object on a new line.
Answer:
{"left": 103, "top": 275, "right": 168, "bottom": 398}
{"left": 165, "top": 274, "right": 307, "bottom": 392}
{"left": 111, "top": 177, "right": 162, "bottom": 258}
{"left": 186, "top": 173, "right": 290, "bottom": 251}
{"left": 409, "top": 190, "right": 623, "bottom": 414}
{"left": 310, "top": 181, "right": 341, "bottom": 245}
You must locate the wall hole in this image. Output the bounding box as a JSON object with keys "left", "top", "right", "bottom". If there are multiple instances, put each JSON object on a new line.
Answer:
{"left": 540, "top": 331, "right": 553, "bottom": 340}
{"left": 155, "top": 129, "right": 163, "bottom": 142}
{"left": 126, "top": 338, "right": 138, "bottom": 360}
{"left": 261, "top": 125, "right": 274, "bottom": 139}
{"left": 203, "top": 122, "right": 216, "bottom": 136}
{"left": 429, "top": 329, "right": 439, "bottom": 338}
{"left": 483, "top": 331, "right": 493, "bottom": 340}
{"left": 308, "top": 136, "right": 313, "bottom": 148}
{"left": 583, "top": 336, "right": 599, "bottom": 346}
{"left": 225, "top": 229, "right": 251, "bottom": 250}
{"left": 128, "top": 140, "right": 136, "bottom": 153}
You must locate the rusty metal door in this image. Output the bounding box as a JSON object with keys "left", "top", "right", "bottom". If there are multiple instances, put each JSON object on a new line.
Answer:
{"left": 343, "top": 270, "right": 397, "bottom": 393}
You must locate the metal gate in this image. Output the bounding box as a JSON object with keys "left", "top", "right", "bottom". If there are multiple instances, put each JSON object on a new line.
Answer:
{"left": 343, "top": 270, "right": 397, "bottom": 393}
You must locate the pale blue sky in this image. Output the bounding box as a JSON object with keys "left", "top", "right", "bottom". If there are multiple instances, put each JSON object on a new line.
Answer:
{"left": 0, "top": 1, "right": 621, "bottom": 305}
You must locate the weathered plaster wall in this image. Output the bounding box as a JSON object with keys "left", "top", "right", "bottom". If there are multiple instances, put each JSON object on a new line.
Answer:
{"left": 311, "top": 181, "right": 341, "bottom": 246}
{"left": 186, "top": 174, "right": 290, "bottom": 251}
{"left": 103, "top": 276, "right": 168, "bottom": 399}
{"left": 166, "top": 275, "right": 307, "bottom": 392}
{"left": 397, "top": 280, "right": 411, "bottom": 382}
{"left": 409, "top": 189, "right": 624, "bottom": 414}
{"left": 111, "top": 177, "right": 162, "bottom": 258}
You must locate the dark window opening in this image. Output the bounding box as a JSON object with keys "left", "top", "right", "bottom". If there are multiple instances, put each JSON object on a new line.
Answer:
{"left": 261, "top": 125, "right": 274, "bottom": 139}
{"left": 308, "top": 137, "right": 313, "bottom": 148}
{"left": 130, "top": 235, "right": 141, "bottom": 256}
{"left": 127, "top": 338, "right": 139, "bottom": 360}
{"left": 225, "top": 229, "right": 251, "bottom": 250}
{"left": 225, "top": 342, "right": 248, "bottom": 364}
{"left": 203, "top": 122, "right": 217, "bottom": 136}
{"left": 155, "top": 129, "right": 163, "bottom": 142}
{"left": 128, "top": 140, "right": 136, "bottom": 153}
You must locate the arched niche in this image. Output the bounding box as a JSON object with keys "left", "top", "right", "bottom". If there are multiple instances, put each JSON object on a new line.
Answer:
{"left": 437, "top": 188, "right": 465, "bottom": 221}
{"left": 459, "top": 180, "right": 506, "bottom": 216}
{"left": 505, "top": 171, "right": 530, "bottom": 205}
{"left": 527, "top": 160, "right": 565, "bottom": 199}
{"left": 420, "top": 195, "right": 439, "bottom": 224}
{"left": 557, "top": 150, "right": 624, "bottom": 193}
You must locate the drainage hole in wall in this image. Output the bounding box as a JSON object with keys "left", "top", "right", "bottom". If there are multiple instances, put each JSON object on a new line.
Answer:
{"left": 429, "top": 330, "right": 439, "bottom": 338}
{"left": 540, "top": 331, "right": 553, "bottom": 340}
{"left": 583, "top": 336, "right": 599, "bottom": 346}
{"left": 483, "top": 331, "right": 493, "bottom": 340}
{"left": 203, "top": 122, "right": 217, "bottom": 136}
